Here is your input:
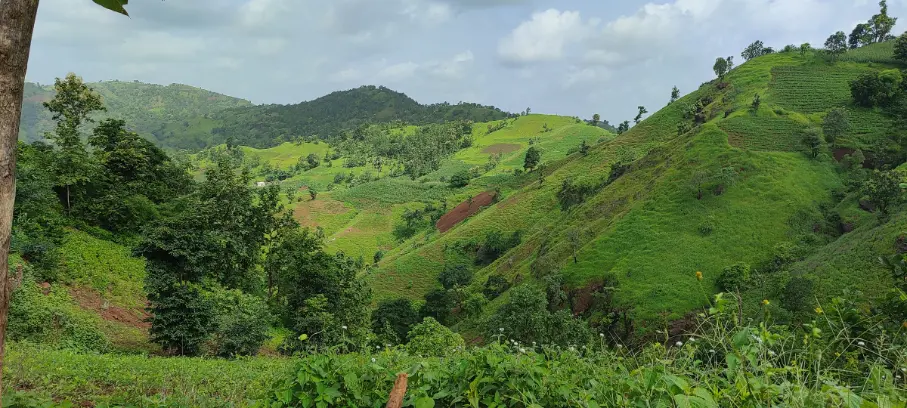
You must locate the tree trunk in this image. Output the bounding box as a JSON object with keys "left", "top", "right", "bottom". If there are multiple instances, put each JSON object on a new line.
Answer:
{"left": 385, "top": 373, "right": 408, "bottom": 408}
{"left": 0, "top": 0, "right": 40, "bottom": 404}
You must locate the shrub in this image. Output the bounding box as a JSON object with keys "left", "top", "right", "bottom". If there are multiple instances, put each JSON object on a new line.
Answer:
{"left": 421, "top": 288, "right": 456, "bottom": 324}
{"left": 373, "top": 250, "right": 385, "bottom": 264}
{"left": 770, "top": 242, "right": 798, "bottom": 272}
{"left": 780, "top": 276, "right": 815, "bottom": 312}
{"left": 476, "top": 230, "right": 522, "bottom": 265}
{"left": 405, "top": 317, "right": 465, "bottom": 357}
{"left": 482, "top": 275, "right": 510, "bottom": 299}
{"left": 438, "top": 263, "right": 472, "bottom": 290}
{"left": 372, "top": 298, "right": 420, "bottom": 345}
{"left": 462, "top": 293, "right": 488, "bottom": 317}
{"left": 204, "top": 284, "right": 272, "bottom": 357}
{"left": 850, "top": 69, "right": 902, "bottom": 107}
{"left": 448, "top": 170, "right": 470, "bottom": 188}
{"left": 716, "top": 262, "right": 751, "bottom": 292}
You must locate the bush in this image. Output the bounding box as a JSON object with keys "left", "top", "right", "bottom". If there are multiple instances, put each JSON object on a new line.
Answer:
{"left": 372, "top": 298, "right": 420, "bottom": 345}
{"left": 780, "top": 276, "right": 815, "bottom": 312}
{"left": 421, "top": 288, "right": 456, "bottom": 325}
{"left": 476, "top": 230, "right": 522, "bottom": 265}
{"left": 448, "top": 170, "right": 470, "bottom": 188}
{"left": 438, "top": 263, "right": 472, "bottom": 290}
{"left": 405, "top": 317, "right": 465, "bottom": 357}
{"left": 482, "top": 275, "right": 510, "bottom": 299}
{"left": 462, "top": 293, "right": 487, "bottom": 317}
{"left": 716, "top": 262, "right": 751, "bottom": 292}
{"left": 204, "top": 284, "right": 272, "bottom": 357}
{"left": 850, "top": 70, "right": 902, "bottom": 107}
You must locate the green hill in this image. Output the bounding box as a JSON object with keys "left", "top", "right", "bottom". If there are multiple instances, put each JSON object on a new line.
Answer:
{"left": 184, "top": 85, "right": 515, "bottom": 150}
{"left": 18, "top": 80, "right": 252, "bottom": 145}
{"left": 369, "top": 41, "right": 907, "bottom": 335}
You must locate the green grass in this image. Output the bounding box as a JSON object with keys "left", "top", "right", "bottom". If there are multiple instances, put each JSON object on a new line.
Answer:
{"left": 56, "top": 229, "right": 146, "bottom": 309}
{"left": 837, "top": 40, "right": 899, "bottom": 64}
{"left": 5, "top": 343, "right": 294, "bottom": 407}
{"left": 768, "top": 63, "right": 876, "bottom": 113}
{"left": 717, "top": 113, "right": 810, "bottom": 152}
{"left": 240, "top": 141, "right": 331, "bottom": 169}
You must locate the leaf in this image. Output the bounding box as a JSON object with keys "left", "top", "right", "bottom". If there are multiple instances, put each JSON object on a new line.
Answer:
{"left": 415, "top": 397, "right": 436, "bottom": 408}
{"left": 93, "top": 0, "right": 129, "bottom": 16}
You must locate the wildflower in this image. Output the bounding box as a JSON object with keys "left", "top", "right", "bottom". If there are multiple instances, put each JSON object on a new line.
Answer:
{"left": 499, "top": 327, "right": 504, "bottom": 333}
{"left": 689, "top": 337, "right": 695, "bottom": 343}
{"left": 341, "top": 325, "right": 348, "bottom": 330}
{"left": 857, "top": 341, "right": 866, "bottom": 347}
{"left": 709, "top": 349, "right": 716, "bottom": 354}
{"left": 696, "top": 271, "right": 703, "bottom": 281}
{"left": 371, "top": 358, "right": 376, "bottom": 363}
{"left": 675, "top": 341, "right": 683, "bottom": 347}
{"left": 376, "top": 345, "right": 381, "bottom": 350}
{"left": 386, "top": 344, "right": 391, "bottom": 349}
{"left": 768, "top": 350, "right": 776, "bottom": 356}
{"left": 617, "top": 344, "right": 623, "bottom": 349}
{"left": 902, "top": 368, "right": 906, "bottom": 373}
{"left": 762, "top": 299, "right": 770, "bottom": 306}
{"left": 903, "top": 321, "right": 907, "bottom": 329}
{"left": 569, "top": 346, "right": 576, "bottom": 352}
{"left": 814, "top": 307, "right": 823, "bottom": 315}
{"left": 519, "top": 348, "right": 526, "bottom": 353}
{"left": 599, "top": 333, "right": 605, "bottom": 338}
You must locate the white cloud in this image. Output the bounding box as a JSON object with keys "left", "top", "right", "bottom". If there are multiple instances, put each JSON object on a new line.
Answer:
{"left": 498, "top": 9, "right": 594, "bottom": 64}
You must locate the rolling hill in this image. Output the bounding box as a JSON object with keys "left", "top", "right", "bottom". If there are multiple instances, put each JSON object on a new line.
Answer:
{"left": 18, "top": 80, "right": 253, "bottom": 145}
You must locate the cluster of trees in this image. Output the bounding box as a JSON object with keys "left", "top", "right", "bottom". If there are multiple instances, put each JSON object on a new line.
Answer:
{"left": 825, "top": 1, "right": 897, "bottom": 61}
{"left": 207, "top": 86, "right": 513, "bottom": 149}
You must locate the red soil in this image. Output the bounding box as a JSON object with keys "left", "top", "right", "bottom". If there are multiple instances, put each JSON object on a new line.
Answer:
{"left": 69, "top": 287, "right": 150, "bottom": 330}
{"left": 435, "top": 191, "right": 496, "bottom": 233}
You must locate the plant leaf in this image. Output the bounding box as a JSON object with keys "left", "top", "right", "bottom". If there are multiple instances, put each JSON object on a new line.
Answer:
{"left": 93, "top": 0, "right": 129, "bottom": 16}
{"left": 415, "top": 397, "right": 436, "bottom": 408}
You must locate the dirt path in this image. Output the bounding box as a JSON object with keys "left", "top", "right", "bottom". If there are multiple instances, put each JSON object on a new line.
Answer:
{"left": 436, "top": 191, "right": 496, "bottom": 233}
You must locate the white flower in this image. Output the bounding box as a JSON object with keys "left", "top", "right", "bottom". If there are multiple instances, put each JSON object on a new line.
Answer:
{"left": 616, "top": 344, "right": 623, "bottom": 349}
{"left": 569, "top": 346, "right": 576, "bottom": 352}
{"left": 599, "top": 333, "right": 604, "bottom": 338}
{"left": 519, "top": 348, "right": 526, "bottom": 353}
{"left": 675, "top": 341, "right": 683, "bottom": 347}
{"left": 709, "top": 349, "right": 716, "bottom": 354}
{"left": 689, "top": 337, "right": 695, "bottom": 343}
{"left": 768, "top": 350, "right": 776, "bottom": 356}
{"left": 341, "top": 325, "right": 348, "bottom": 330}
{"left": 371, "top": 358, "right": 376, "bottom": 363}
{"left": 858, "top": 341, "right": 866, "bottom": 347}
{"left": 376, "top": 345, "right": 381, "bottom": 350}
{"left": 532, "top": 341, "right": 536, "bottom": 346}
{"left": 385, "top": 344, "right": 391, "bottom": 349}
{"left": 499, "top": 327, "right": 504, "bottom": 333}
{"left": 901, "top": 368, "right": 906, "bottom": 373}
{"left": 582, "top": 345, "right": 587, "bottom": 349}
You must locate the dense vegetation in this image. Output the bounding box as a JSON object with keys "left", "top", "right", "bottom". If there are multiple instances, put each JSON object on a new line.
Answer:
{"left": 5, "top": 3, "right": 907, "bottom": 405}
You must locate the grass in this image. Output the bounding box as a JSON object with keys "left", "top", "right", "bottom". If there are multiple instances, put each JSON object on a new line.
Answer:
{"left": 5, "top": 343, "right": 294, "bottom": 407}
{"left": 56, "top": 229, "right": 146, "bottom": 309}
{"left": 718, "top": 113, "right": 810, "bottom": 152}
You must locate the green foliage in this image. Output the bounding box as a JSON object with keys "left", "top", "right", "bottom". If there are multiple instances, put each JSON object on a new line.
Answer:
{"left": 850, "top": 69, "right": 902, "bottom": 107}
{"left": 437, "top": 263, "right": 472, "bottom": 290}
{"left": 713, "top": 57, "right": 729, "bottom": 78}
{"left": 801, "top": 128, "right": 825, "bottom": 158}
{"left": 780, "top": 276, "right": 815, "bottom": 312}
{"left": 371, "top": 298, "right": 420, "bottom": 345}
{"left": 420, "top": 288, "right": 456, "bottom": 325}
{"left": 9, "top": 270, "right": 110, "bottom": 352}
{"left": 11, "top": 142, "right": 65, "bottom": 270}
{"left": 822, "top": 107, "right": 850, "bottom": 144}
{"left": 447, "top": 169, "right": 470, "bottom": 188}
{"left": 404, "top": 317, "right": 465, "bottom": 357}
{"left": 825, "top": 31, "right": 848, "bottom": 60}
{"left": 861, "top": 169, "right": 905, "bottom": 215}
{"left": 476, "top": 230, "right": 522, "bottom": 265}
{"left": 482, "top": 275, "right": 510, "bottom": 300}
{"left": 204, "top": 284, "right": 272, "bottom": 358}
{"left": 741, "top": 40, "right": 765, "bottom": 61}
{"left": 716, "top": 262, "right": 752, "bottom": 292}
{"left": 488, "top": 285, "right": 591, "bottom": 347}
{"left": 523, "top": 146, "right": 541, "bottom": 171}
{"left": 634, "top": 106, "right": 648, "bottom": 124}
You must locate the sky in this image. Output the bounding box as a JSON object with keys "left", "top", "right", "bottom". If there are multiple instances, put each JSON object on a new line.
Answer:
{"left": 26, "top": 0, "right": 907, "bottom": 125}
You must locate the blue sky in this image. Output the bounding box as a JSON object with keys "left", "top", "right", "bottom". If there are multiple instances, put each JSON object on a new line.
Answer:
{"left": 26, "top": 0, "right": 907, "bottom": 125}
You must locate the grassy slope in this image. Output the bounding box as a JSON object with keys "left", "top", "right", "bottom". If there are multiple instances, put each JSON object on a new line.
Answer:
{"left": 371, "top": 43, "right": 902, "bottom": 327}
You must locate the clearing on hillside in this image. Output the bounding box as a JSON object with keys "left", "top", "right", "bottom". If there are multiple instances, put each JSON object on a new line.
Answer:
{"left": 436, "top": 191, "right": 497, "bottom": 233}
{"left": 481, "top": 143, "right": 522, "bottom": 154}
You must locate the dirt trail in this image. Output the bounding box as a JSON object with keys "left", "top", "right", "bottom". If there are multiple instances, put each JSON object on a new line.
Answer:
{"left": 436, "top": 191, "right": 496, "bottom": 233}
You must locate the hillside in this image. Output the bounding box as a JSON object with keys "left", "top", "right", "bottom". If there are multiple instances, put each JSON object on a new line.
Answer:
{"left": 18, "top": 80, "right": 252, "bottom": 145}
{"left": 369, "top": 41, "right": 907, "bottom": 337}
{"left": 181, "top": 85, "right": 515, "bottom": 150}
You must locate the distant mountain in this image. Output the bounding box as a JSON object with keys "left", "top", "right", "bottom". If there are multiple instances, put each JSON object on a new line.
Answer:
{"left": 179, "top": 85, "right": 515, "bottom": 150}
{"left": 19, "top": 80, "right": 252, "bottom": 145}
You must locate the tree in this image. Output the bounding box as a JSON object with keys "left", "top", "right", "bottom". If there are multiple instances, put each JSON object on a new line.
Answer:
{"left": 801, "top": 128, "right": 825, "bottom": 158}
{"left": 405, "top": 317, "right": 464, "bottom": 357}
{"left": 861, "top": 170, "right": 904, "bottom": 216}
{"left": 751, "top": 94, "right": 762, "bottom": 112}
{"left": 579, "top": 139, "right": 590, "bottom": 156}
{"left": 850, "top": 69, "right": 902, "bottom": 107}
{"left": 741, "top": 40, "right": 765, "bottom": 61}
{"left": 591, "top": 113, "right": 600, "bottom": 126}
{"left": 713, "top": 57, "right": 729, "bottom": 78}
{"left": 849, "top": 23, "right": 871, "bottom": 49}
{"left": 305, "top": 153, "right": 320, "bottom": 170}
{"left": 726, "top": 56, "right": 735, "bottom": 71}
{"left": 716, "top": 262, "right": 751, "bottom": 292}
{"left": 438, "top": 263, "right": 472, "bottom": 290}
{"left": 869, "top": 0, "right": 897, "bottom": 43}
{"left": 617, "top": 121, "right": 630, "bottom": 135}
{"left": 800, "top": 43, "right": 812, "bottom": 56}
{"left": 634, "top": 106, "right": 648, "bottom": 124}
{"left": 894, "top": 32, "right": 907, "bottom": 63}
{"left": 825, "top": 31, "right": 848, "bottom": 61}
{"left": 822, "top": 108, "right": 850, "bottom": 144}
{"left": 0, "top": 0, "right": 130, "bottom": 399}
{"left": 670, "top": 86, "right": 680, "bottom": 104}
{"left": 43, "top": 74, "right": 105, "bottom": 211}
{"left": 523, "top": 146, "right": 541, "bottom": 171}
{"left": 448, "top": 170, "right": 470, "bottom": 188}
{"left": 309, "top": 187, "right": 318, "bottom": 201}
{"left": 372, "top": 298, "right": 420, "bottom": 345}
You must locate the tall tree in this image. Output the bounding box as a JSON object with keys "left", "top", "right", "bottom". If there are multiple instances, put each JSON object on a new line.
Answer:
{"left": 523, "top": 146, "right": 541, "bottom": 171}
{"left": 591, "top": 113, "right": 600, "bottom": 126}
{"left": 713, "top": 57, "right": 729, "bottom": 78}
{"left": 617, "top": 121, "right": 630, "bottom": 135}
{"left": 634, "top": 106, "right": 648, "bottom": 124}
{"left": 825, "top": 31, "right": 848, "bottom": 61}
{"left": 670, "top": 86, "right": 680, "bottom": 104}
{"left": 741, "top": 40, "right": 765, "bottom": 61}
{"left": 43, "top": 74, "right": 105, "bottom": 211}
{"left": 0, "top": 0, "right": 129, "bottom": 401}
{"left": 822, "top": 108, "right": 850, "bottom": 143}
{"left": 849, "top": 23, "right": 871, "bottom": 49}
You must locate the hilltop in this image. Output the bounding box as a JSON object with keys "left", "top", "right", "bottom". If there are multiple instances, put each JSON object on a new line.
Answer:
{"left": 18, "top": 80, "right": 252, "bottom": 145}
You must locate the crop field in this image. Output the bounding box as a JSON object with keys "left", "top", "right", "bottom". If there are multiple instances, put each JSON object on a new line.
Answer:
{"left": 240, "top": 141, "right": 331, "bottom": 169}
{"left": 841, "top": 107, "right": 894, "bottom": 149}
{"left": 837, "top": 40, "right": 898, "bottom": 64}
{"left": 717, "top": 113, "right": 810, "bottom": 152}
{"left": 768, "top": 64, "right": 874, "bottom": 113}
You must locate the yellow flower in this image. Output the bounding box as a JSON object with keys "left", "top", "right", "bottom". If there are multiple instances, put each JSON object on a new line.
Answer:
{"left": 903, "top": 321, "right": 907, "bottom": 329}
{"left": 762, "top": 299, "right": 770, "bottom": 306}
{"left": 696, "top": 271, "right": 703, "bottom": 281}
{"left": 815, "top": 307, "right": 823, "bottom": 315}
